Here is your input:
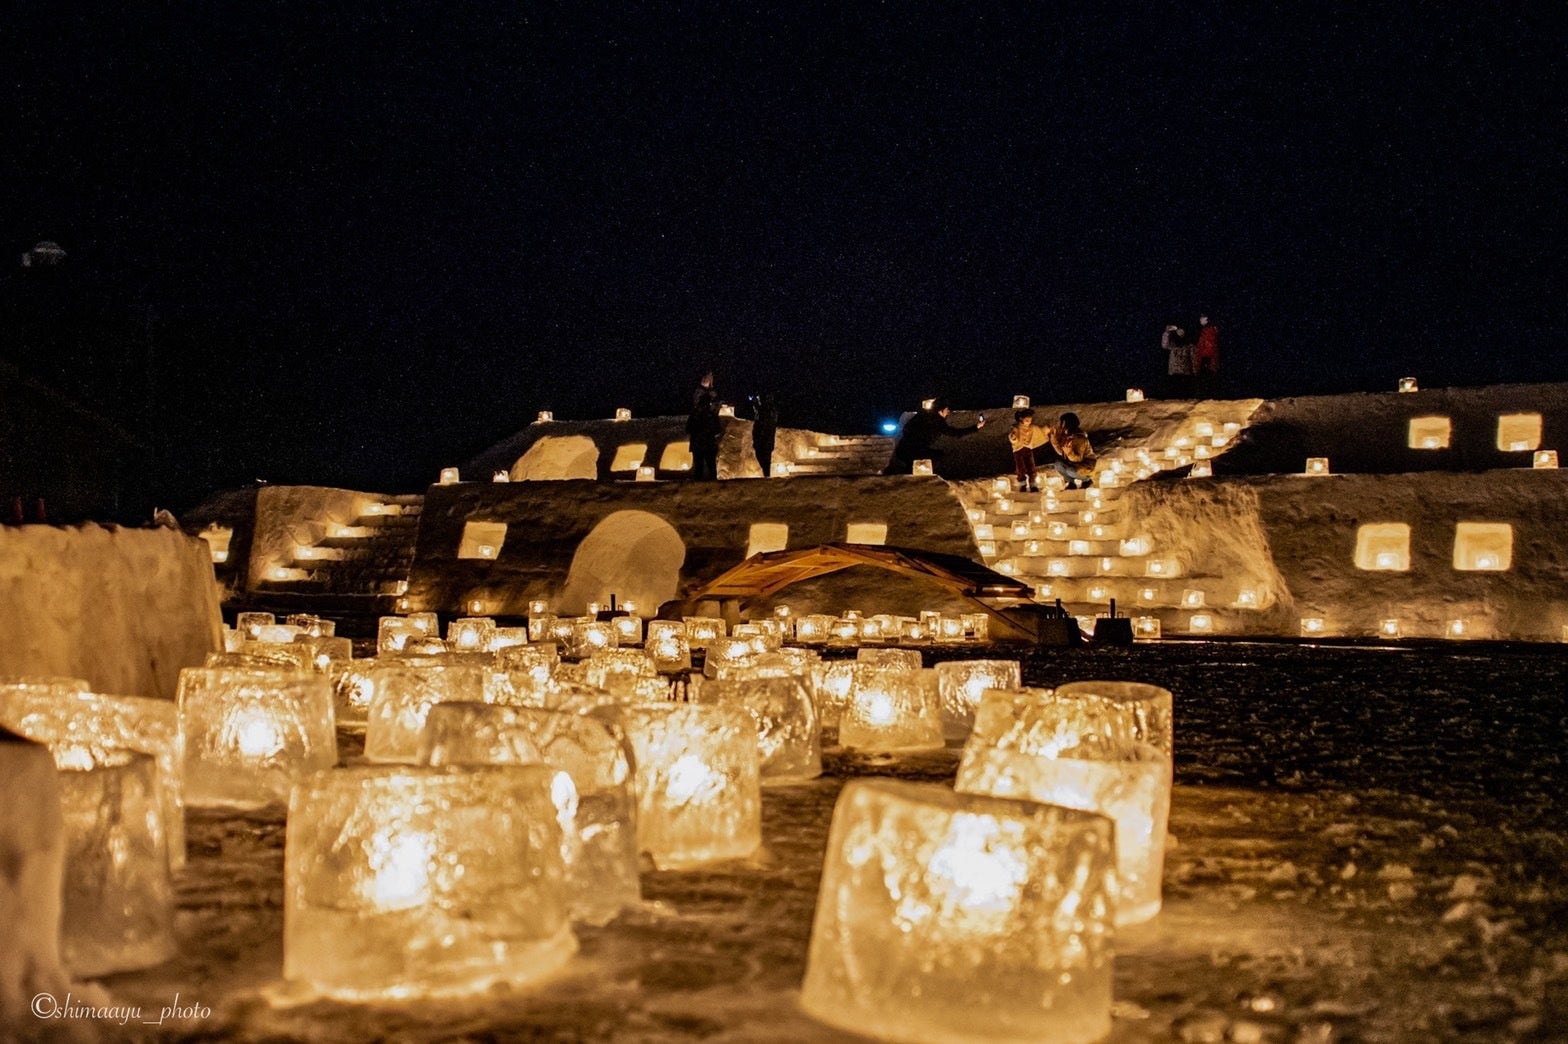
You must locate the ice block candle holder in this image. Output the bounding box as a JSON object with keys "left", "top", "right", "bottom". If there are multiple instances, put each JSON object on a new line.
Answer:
{"left": 958, "top": 715, "right": 1171, "bottom": 926}
{"left": 377, "top": 616, "right": 422, "bottom": 655}
{"left": 365, "top": 663, "right": 493, "bottom": 763}
{"left": 609, "top": 702, "right": 761, "bottom": 869}
{"left": 703, "top": 636, "right": 759, "bottom": 678}
{"left": 683, "top": 616, "right": 726, "bottom": 650}
{"left": 644, "top": 630, "right": 692, "bottom": 673}
{"left": 0, "top": 685, "right": 186, "bottom": 871}
{"left": 838, "top": 666, "right": 944, "bottom": 753}
{"left": 447, "top": 617, "right": 497, "bottom": 653}
{"left": 57, "top": 749, "right": 176, "bottom": 977}
{"left": 284, "top": 765, "right": 575, "bottom": 1000}
{"left": 696, "top": 676, "right": 820, "bottom": 784}
{"left": 177, "top": 668, "right": 336, "bottom": 808}
{"left": 801, "top": 779, "right": 1116, "bottom": 1044}
{"left": 934, "top": 659, "right": 1022, "bottom": 739}
{"left": 419, "top": 703, "right": 641, "bottom": 924}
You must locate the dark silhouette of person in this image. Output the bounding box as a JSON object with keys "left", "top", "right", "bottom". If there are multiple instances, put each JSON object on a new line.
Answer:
{"left": 885, "top": 397, "right": 986, "bottom": 474}
{"left": 749, "top": 393, "right": 778, "bottom": 478}
{"left": 1193, "top": 314, "right": 1220, "bottom": 397}
{"left": 687, "top": 371, "right": 722, "bottom": 480}
{"left": 1162, "top": 321, "right": 1196, "bottom": 398}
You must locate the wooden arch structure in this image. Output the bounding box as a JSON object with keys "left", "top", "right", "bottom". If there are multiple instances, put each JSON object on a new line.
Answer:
{"left": 688, "top": 543, "right": 1055, "bottom": 642}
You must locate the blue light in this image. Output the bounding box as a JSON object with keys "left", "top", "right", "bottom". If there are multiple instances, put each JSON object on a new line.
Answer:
{"left": 880, "top": 420, "right": 899, "bottom": 434}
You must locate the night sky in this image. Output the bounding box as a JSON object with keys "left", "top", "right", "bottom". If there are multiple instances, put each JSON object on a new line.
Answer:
{"left": 6, "top": 4, "right": 1565, "bottom": 502}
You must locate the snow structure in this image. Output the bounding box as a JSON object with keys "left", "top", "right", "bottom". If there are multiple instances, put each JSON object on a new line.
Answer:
{"left": 188, "top": 382, "right": 1568, "bottom": 641}
{"left": 0, "top": 524, "right": 222, "bottom": 699}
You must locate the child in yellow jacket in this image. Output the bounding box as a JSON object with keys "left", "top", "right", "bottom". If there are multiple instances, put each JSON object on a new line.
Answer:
{"left": 1007, "top": 410, "right": 1049, "bottom": 492}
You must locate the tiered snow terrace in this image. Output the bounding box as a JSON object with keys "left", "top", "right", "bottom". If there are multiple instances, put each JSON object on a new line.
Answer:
{"left": 188, "top": 383, "right": 1568, "bottom": 642}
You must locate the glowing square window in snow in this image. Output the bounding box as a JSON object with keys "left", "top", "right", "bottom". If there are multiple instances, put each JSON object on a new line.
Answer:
{"left": 658, "top": 442, "right": 693, "bottom": 471}
{"left": 608, "top": 443, "right": 646, "bottom": 472}
{"left": 846, "top": 522, "right": 888, "bottom": 545}
{"left": 1453, "top": 522, "right": 1512, "bottom": 571}
{"left": 1496, "top": 413, "right": 1542, "bottom": 452}
{"left": 1408, "top": 416, "right": 1451, "bottom": 450}
{"left": 1355, "top": 523, "right": 1411, "bottom": 571}
{"left": 458, "top": 520, "right": 507, "bottom": 560}
{"left": 747, "top": 522, "right": 789, "bottom": 558}
{"left": 284, "top": 765, "right": 575, "bottom": 1000}
{"left": 912, "top": 458, "right": 934, "bottom": 475}
{"left": 801, "top": 780, "right": 1115, "bottom": 1044}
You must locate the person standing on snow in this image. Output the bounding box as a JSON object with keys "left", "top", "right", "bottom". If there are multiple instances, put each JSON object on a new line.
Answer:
{"left": 1007, "top": 409, "right": 1049, "bottom": 492}
{"left": 1193, "top": 314, "right": 1220, "bottom": 396}
{"left": 687, "top": 371, "right": 723, "bottom": 480}
{"left": 885, "top": 397, "right": 986, "bottom": 474}
{"left": 1162, "top": 321, "right": 1195, "bottom": 397}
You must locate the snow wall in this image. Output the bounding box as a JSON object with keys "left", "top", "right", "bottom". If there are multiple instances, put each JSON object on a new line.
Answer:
{"left": 0, "top": 524, "right": 223, "bottom": 699}
{"left": 409, "top": 476, "right": 982, "bottom": 617}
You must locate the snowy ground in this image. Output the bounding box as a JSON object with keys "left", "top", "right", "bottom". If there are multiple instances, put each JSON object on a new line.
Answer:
{"left": 82, "top": 641, "right": 1568, "bottom": 1042}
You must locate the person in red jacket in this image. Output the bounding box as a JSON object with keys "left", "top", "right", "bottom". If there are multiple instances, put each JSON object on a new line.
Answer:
{"left": 1193, "top": 315, "right": 1220, "bottom": 373}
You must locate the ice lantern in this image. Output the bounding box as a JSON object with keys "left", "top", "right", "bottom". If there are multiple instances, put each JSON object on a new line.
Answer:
{"left": 801, "top": 780, "right": 1116, "bottom": 1044}
{"left": 284, "top": 765, "right": 575, "bottom": 1000}
{"left": 57, "top": 749, "right": 177, "bottom": 977}
{"left": 838, "top": 666, "right": 944, "bottom": 753}
{"left": 1305, "top": 457, "right": 1330, "bottom": 476}
{"left": 1125, "top": 387, "right": 1145, "bottom": 402}
{"left": 933, "top": 659, "right": 1022, "bottom": 738}
{"left": 438, "top": 467, "right": 460, "bottom": 485}
{"left": 958, "top": 726, "right": 1171, "bottom": 927}
{"left": 1398, "top": 376, "right": 1419, "bottom": 393}
{"left": 912, "top": 458, "right": 934, "bottom": 476}
{"left": 365, "top": 663, "right": 494, "bottom": 763}
{"left": 419, "top": 703, "right": 642, "bottom": 925}
{"left": 0, "top": 686, "right": 186, "bottom": 871}
{"left": 1535, "top": 450, "right": 1559, "bottom": 469}
{"left": 177, "top": 668, "right": 336, "bottom": 808}
{"left": 696, "top": 676, "right": 821, "bottom": 784}
{"left": 610, "top": 703, "right": 761, "bottom": 869}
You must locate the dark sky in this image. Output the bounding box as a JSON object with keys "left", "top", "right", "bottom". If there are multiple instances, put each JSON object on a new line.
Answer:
{"left": 7, "top": 3, "right": 1566, "bottom": 499}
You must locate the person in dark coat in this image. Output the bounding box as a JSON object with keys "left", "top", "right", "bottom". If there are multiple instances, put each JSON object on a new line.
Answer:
{"left": 885, "top": 398, "right": 986, "bottom": 474}
{"left": 687, "top": 372, "right": 722, "bottom": 480}
{"left": 749, "top": 393, "right": 779, "bottom": 478}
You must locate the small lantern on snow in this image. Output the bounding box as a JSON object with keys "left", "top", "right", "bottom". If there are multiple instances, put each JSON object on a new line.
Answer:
{"left": 439, "top": 467, "right": 460, "bottom": 485}
{"left": 1398, "top": 377, "right": 1419, "bottom": 393}
{"left": 1305, "top": 457, "right": 1330, "bottom": 476}
{"left": 1534, "top": 450, "right": 1558, "bottom": 469}
{"left": 1126, "top": 387, "right": 1145, "bottom": 402}
{"left": 536, "top": 410, "right": 554, "bottom": 422}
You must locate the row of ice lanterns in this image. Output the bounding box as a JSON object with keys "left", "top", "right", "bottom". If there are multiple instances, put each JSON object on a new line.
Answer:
{"left": 1301, "top": 449, "right": 1558, "bottom": 476}
{"left": 3, "top": 643, "right": 1176, "bottom": 1037}
{"left": 531, "top": 405, "right": 739, "bottom": 424}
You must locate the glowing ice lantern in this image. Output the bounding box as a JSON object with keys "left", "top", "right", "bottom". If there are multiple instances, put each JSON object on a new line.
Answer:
{"left": 1300, "top": 617, "right": 1326, "bottom": 636}
{"left": 1180, "top": 589, "right": 1205, "bottom": 608}
{"left": 839, "top": 667, "right": 944, "bottom": 753}
{"left": 1120, "top": 536, "right": 1150, "bottom": 556}
{"left": 1305, "top": 457, "right": 1330, "bottom": 476}
{"left": 1012, "top": 394, "right": 1031, "bottom": 408}
{"left": 635, "top": 465, "right": 656, "bottom": 482}
{"left": 447, "top": 617, "right": 496, "bottom": 652}
{"left": 697, "top": 676, "right": 821, "bottom": 783}
{"left": 1139, "top": 587, "right": 1157, "bottom": 602}
{"left": 703, "top": 636, "right": 758, "bottom": 677}
{"left": 365, "top": 662, "right": 493, "bottom": 763}
{"left": 922, "top": 397, "right": 936, "bottom": 410}
{"left": 1068, "top": 539, "right": 1091, "bottom": 556}
{"left": 614, "top": 407, "right": 632, "bottom": 421}
{"left": 1235, "top": 588, "right": 1259, "bottom": 608}
{"left": 177, "top": 668, "right": 336, "bottom": 808}
{"left": 1088, "top": 584, "right": 1108, "bottom": 601}
{"left": 1011, "top": 520, "right": 1031, "bottom": 539}
{"left": 1190, "top": 460, "right": 1212, "bottom": 478}
{"left": 438, "top": 467, "right": 460, "bottom": 485}
{"left": 683, "top": 616, "right": 725, "bottom": 649}
{"left": 419, "top": 703, "right": 642, "bottom": 924}
{"left": 536, "top": 409, "right": 554, "bottom": 422}
{"left": 1535, "top": 450, "right": 1559, "bottom": 469}
{"left": 973, "top": 523, "right": 995, "bottom": 541}
{"left": 717, "top": 403, "right": 736, "bottom": 417}
{"left": 1133, "top": 616, "right": 1161, "bottom": 639}
{"left": 958, "top": 714, "right": 1171, "bottom": 926}
{"left": 1047, "top": 558, "right": 1070, "bottom": 577}
{"left": 1380, "top": 618, "right": 1402, "bottom": 638}
{"left": 284, "top": 765, "right": 575, "bottom": 1000}
{"left": 1049, "top": 521, "right": 1070, "bottom": 539}
{"left": 1146, "top": 558, "right": 1175, "bottom": 577}
{"left": 996, "top": 497, "right": 1014, "bottom": 513}
{"left": 1188, "top": 613, "right": 1213, "bottom": 633}
{"left": 992, "top": 477, "right": 1012, "bottom": 494}
{"left": 644, "top": 631, "right": 692, "bottom": 673}
{"left": 610, "top": 703, "right": 762, "bottom": 869}
{"left": 801, "top": 780, "right": 1116, "bottom": 1044}
{"left": 978, "top": 540, "right": 998, "bottom": 558}
{"left": 1126, "top": 387, "right": 1145, "bottom": 402}
{"left": 1398, "top": 376, "right": 1419, "bottom": 393}
{"left": 1447, "top": 618, "right": 1469, "bottom": 638}
{"left": 57, "top": 749, "right": 176, "bottom": 976}
{"left": 934, "top": 659, "right": 1021, "bottom": 738}
{"left": 0, "top": 685, "right": 186, "bottom": 871}
{"left": 237, "top": 611, "right": 274, "bottom": 639}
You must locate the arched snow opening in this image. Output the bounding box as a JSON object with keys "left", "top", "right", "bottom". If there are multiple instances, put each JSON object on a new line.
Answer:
{"left": 560, "top": 511, "right": 686, "bottom": 614}
{"left": 510, "top": 435, "right": 599, "bottom": 481}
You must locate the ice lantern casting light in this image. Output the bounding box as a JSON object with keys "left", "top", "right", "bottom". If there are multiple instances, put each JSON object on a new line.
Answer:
{"left": 610, "top": 702, "right": 762, "bottom": 869}
{"left": 801, "top": 780, "right": 1117, "bottom": 1044}
{"left": 1126, "top": 387, "right": 1145, "bottom": 402}
{"left": 1305, "top": 457, "right": 1330, "bottom": 476}
{"left": 912, "top": 458, "right": 934, "bottom": 476}
{"left": 176, "top": 668, "right": 336, "bottom": 808}
{"left": 284, "top": 765, "right": 575, "bottom": 1001}
{"left": 1398, "top": 376, "right": 1419, "bottom": 393}
{"left": 438, "top": 467, "right": 460, "bottom": 485}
